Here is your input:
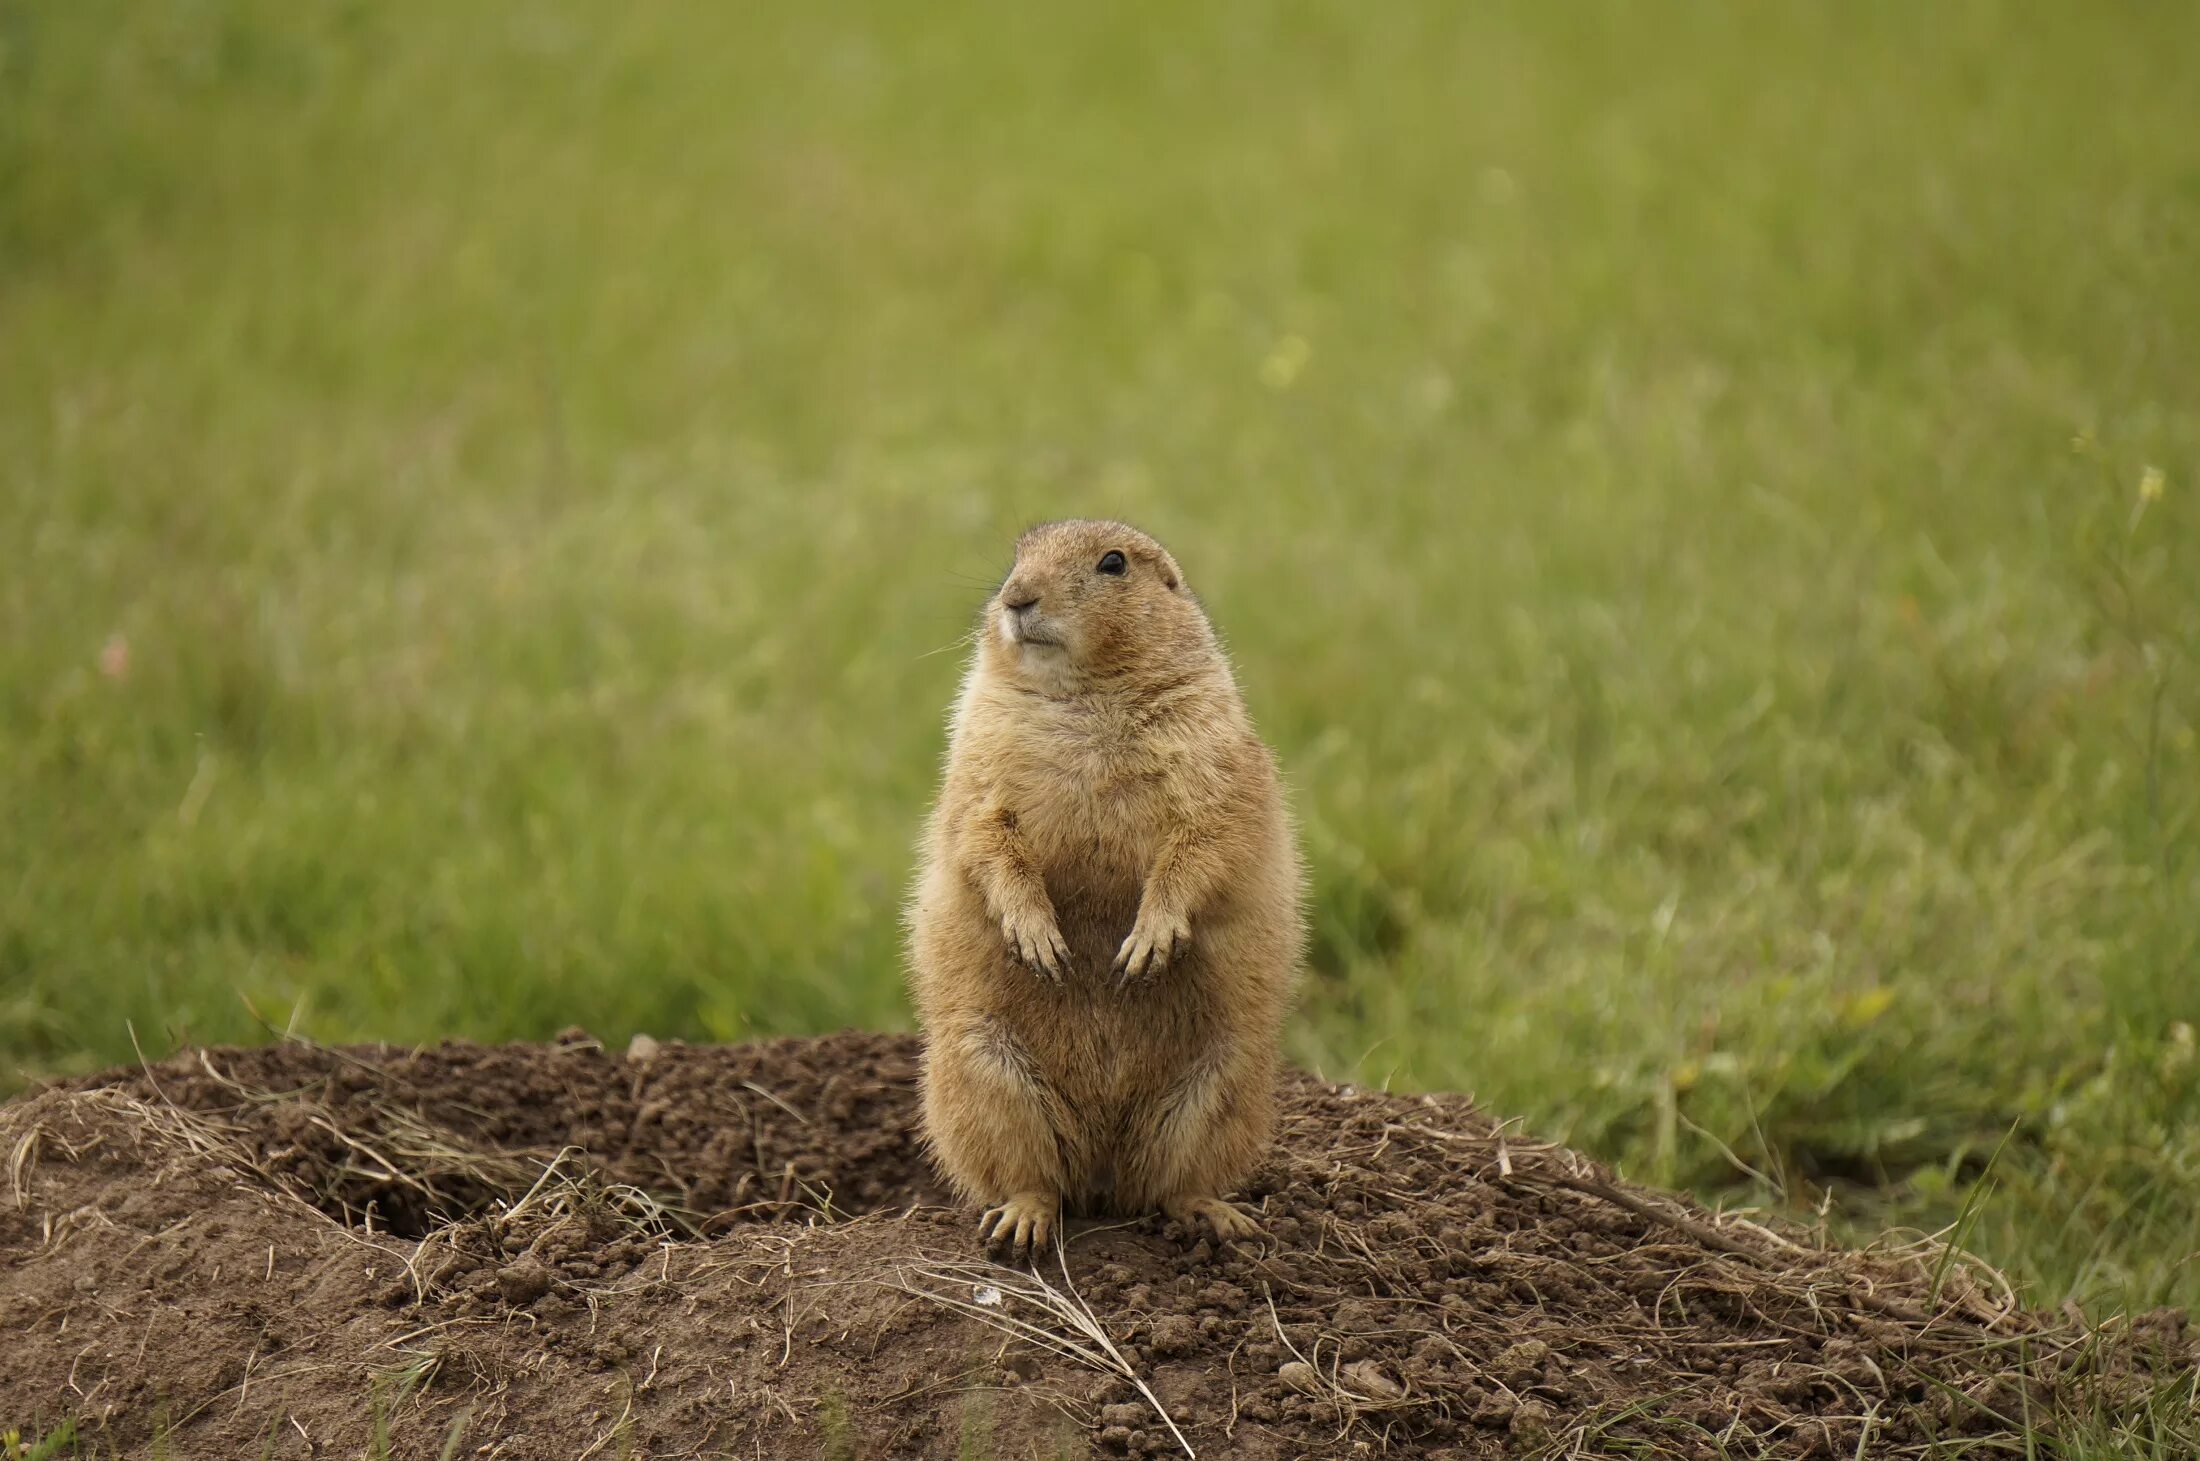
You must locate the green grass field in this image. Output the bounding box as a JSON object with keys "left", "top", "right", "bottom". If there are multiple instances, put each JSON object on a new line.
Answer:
{"left": 3, "top": 0, "right": 2195, "bottom": 1328}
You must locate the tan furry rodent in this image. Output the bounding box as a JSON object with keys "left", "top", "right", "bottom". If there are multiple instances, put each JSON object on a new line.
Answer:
{"left": 906, "top": 520, "right": 1305, "bottom": 1258}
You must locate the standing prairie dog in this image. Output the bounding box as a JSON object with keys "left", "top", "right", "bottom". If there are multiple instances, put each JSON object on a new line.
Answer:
{"left": 906, "top": 520, "right": 1305, "bottom": 1259}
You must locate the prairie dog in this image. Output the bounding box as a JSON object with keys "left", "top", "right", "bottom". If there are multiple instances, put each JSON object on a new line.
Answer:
{"left": 906, "top": 520, "right": 1304, "bottom": 1258}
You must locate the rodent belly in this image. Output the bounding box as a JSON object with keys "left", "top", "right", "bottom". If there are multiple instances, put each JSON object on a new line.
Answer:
{"left": 999, "top": 968, "right": 1225, "bottom": 1216}
{"left": 1043, "top": 877, "right": 1141, "bottom": 978}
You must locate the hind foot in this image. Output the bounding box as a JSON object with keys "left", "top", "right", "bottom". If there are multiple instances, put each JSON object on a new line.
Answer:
{"left": 977, "top": 1190, "right": 1060, "bottom": 1263}
{"left": 1161, "top": 1194, "right": 1262, "bottom": 1247}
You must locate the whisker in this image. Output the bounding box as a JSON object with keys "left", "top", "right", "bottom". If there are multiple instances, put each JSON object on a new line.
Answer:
{"left": 915, "top": 629, "right": 978, "bottom": 662}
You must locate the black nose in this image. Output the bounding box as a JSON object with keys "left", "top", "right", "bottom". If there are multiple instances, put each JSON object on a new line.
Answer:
{"left": 1003, "top": 590, "right": 1039, "bottom": 612}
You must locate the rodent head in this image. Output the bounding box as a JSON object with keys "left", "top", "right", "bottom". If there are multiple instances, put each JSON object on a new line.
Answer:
{"left": 981, "top": 520, "right": 1210, "bottom": 693}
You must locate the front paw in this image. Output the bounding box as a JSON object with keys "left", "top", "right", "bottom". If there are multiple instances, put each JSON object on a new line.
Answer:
{"left": 1113, "top": 908, "right": 1191, "bottom": 983}
{"left": 978, "top": 1191, "right": 1060, "bottom": 1263}
{"left": 1161, "top": 1194, "right": 1264, "bottom": 1248}
{"left": 1002, "top": 910, "right": 1070, "bottom": 980}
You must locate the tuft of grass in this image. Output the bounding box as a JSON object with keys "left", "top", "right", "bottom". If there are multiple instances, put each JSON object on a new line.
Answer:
{"left": 3, "top": 1424, "right": 78, "bottom": 1461}
{"left": 0, "top": 0, "right": 2194, "bottom": 1330}
{"left": 819, "top": 1386, "right": 860, "bottom": 1461}
{"left": 436, "top": 1410, "right": 475, "bottom": 1461}
{"left": 956, "top": 1391, "right": 997, "bottom": 1461}
{"left": 366, "top": 1379, "right": 391, "bottom": 1461}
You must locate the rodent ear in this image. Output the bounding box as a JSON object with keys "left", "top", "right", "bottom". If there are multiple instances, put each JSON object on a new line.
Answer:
{"left": 1162, "top": 571, "right": 1180, "bottom": 591}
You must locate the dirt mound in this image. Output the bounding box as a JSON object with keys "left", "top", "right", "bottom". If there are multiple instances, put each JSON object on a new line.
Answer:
{"left": 2, "top": 1033, "right": 2188, "bottom": 1458}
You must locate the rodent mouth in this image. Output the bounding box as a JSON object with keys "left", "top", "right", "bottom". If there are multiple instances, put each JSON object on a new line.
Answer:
{"left": 1000, "top": 610, "right": 1063, "bottom": 650}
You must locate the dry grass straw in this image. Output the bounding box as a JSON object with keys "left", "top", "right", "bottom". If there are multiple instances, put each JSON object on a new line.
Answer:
{"left": 890, "top": 1233, "right": 1198, "bottom": 1458}
{"left": 1243, "top": 1098, "right": 2170, "bottom": 1455}
{"left": 156, "top": 1038, "right": 700, "bottom": 1246}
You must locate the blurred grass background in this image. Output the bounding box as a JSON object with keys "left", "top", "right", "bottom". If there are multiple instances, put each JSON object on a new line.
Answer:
{"left": 2, "top": 1, "right": 2194, "bottom": 1314}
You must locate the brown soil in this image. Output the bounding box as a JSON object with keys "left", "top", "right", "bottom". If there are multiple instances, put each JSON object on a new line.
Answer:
{"left": 2, "top": 1031, "right": 2188, "bottom": 1458}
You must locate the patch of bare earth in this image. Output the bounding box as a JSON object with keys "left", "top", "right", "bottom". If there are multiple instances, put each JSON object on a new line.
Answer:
{"left": 2, "top": 1032, "right": 2188, "bottom": 1458}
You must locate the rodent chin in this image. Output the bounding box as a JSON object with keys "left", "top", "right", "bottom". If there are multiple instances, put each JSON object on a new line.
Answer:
{"left": 997, "top": 619, "right": 1071, "bottom": 657}
{"left": 1003, "top": 644, "right": 1078, "bottom": 685}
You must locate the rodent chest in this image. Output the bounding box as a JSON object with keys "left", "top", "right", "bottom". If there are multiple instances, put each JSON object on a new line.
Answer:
{"left": 1026, "top": 816, "right": 1155, "bottom": 893}
{"left": 1011, "top": 784, "right": 1167, "bottom": 871}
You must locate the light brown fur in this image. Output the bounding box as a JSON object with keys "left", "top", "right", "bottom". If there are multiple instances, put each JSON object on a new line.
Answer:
{"left": 906, "top": 520, "right": 1305, "bottom": 1259}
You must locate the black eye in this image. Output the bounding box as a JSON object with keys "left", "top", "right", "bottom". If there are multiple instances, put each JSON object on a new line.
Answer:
{"left": 1096, "top": 551, "right": 1127, "bottom": 576}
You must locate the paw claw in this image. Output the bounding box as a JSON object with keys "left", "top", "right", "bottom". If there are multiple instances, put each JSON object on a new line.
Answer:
{"left": 979, "top": 1194, "right": 1058, "bottom": 1263}
{"left": 1003, "top": 915, "right": 1070, "bottom": 980}
{"left": 1113, "top": 912, "right": 1190, "bottom": 984}
{"left": 1161, "top": 1196, "right": 1262, "bottom": 1249}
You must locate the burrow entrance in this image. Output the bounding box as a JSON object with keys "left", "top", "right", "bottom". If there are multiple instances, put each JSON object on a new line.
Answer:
{"left": 104, "top": 1028, "right": 946, "bottom": 1239}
